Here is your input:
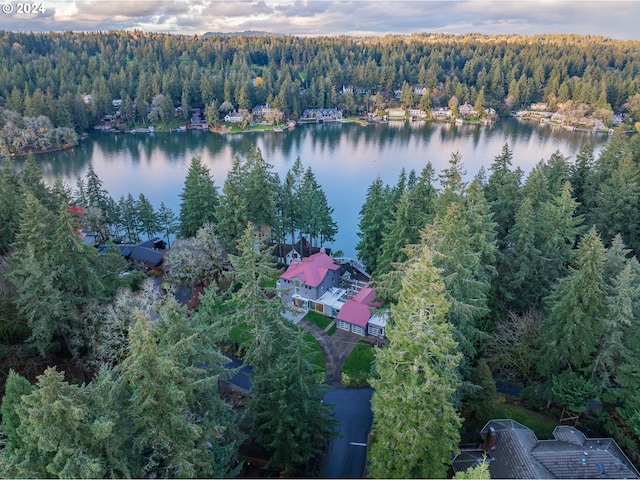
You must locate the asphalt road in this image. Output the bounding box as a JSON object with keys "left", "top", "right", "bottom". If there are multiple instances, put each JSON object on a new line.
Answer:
{"left": 224, "top": 357, "right": 374, "bottom": 478}
{"left": 321, "top": 388, "right": 373, "bottom": 478}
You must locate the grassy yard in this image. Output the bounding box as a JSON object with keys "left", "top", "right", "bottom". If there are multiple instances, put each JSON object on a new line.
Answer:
{"left": 326, "top": 323, "right": 337, "bottom": 336}
{"left": 341, "top": 341, "right": 375, "bottom": 387}
{"left": 471, "top": 399, "right": 559, "bottom": 440}
{"left": 304, "top": 311, "right": 333, "bottom": 330}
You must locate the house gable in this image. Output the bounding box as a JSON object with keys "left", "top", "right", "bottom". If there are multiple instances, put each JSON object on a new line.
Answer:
{"left": 280, "top": 252, "right": 340, "bottom": 288}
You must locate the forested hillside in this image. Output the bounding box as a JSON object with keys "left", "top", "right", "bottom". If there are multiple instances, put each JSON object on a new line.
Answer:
{"left": 2, "top": 29, "right": 640, "bottom": 478}
{"left": 1, "top": 30, "right": 640, "bottom": 153}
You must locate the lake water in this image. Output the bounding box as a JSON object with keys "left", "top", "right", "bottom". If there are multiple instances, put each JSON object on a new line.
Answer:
{"left": 26, "top": 118, "right": 610, "bottom": 258}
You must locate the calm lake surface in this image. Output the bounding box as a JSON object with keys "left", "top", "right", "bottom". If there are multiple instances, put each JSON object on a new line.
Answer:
{"left": 26, "top": 117, "right": 610, "bottom": 258}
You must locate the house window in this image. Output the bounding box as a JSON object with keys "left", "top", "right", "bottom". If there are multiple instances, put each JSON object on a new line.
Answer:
{"left": 294, "top": 280, "right": 300, "bottom": 295}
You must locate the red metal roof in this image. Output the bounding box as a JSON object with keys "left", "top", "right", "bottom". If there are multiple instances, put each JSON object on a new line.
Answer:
{"left": 352, "top": 283, "right": 380, "bottom": 307}
{"left": 336, "top": 282, "right": 379, "bottom": 327}
{"left": 279, "top": 252, "right": 340, "bottom": 287}
{"left": 336, "top": 300, "right": 371, "bottom": 327}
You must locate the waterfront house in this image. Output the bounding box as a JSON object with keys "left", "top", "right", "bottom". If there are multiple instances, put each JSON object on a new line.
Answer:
{"left": 252, "top": 104, "right": 276, "bottom": 118}
{"left": 335, "top": 282, "right": 386, "bottom": 337}
{"left": 432, "top": 107, "right": 453, "bottom": 119}
{"left": 277, "top": 252, "right": 341, "bottom": 309}
{"left": 408, "top": 108, "right": 428, "bottom": 119}
{"left": 189, "top": 108, "right": 209, "bottom": 130}
{"left": 272, "top": 237, "right": 331, "bottom": 265}
{"left": 458, "top": 102, "right": 478, "bottom": 118}
{"left": 105, "top": 237, "right": 166, "bottom": 269}
{"left": 413, "top": 86, "right": 428, "bottom": 96}
{"left": 224, "top": 111, "right": 243, "bottom": 124}
{"left": 300, "top": 109, "right": 343, "bottom": 121}
{"left": 530, "top": 102, "right": 548, "bottom": 111}
{"left": 388, "top": 108, "right": 406, "bottom": 118}
{"left": 452, "top": 419, "right": 639, "bottom": 479}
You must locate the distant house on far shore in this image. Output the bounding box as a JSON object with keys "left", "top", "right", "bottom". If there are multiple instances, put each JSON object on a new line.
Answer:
{"left": 224, "top": 111, "right": 243, "bottom": 123}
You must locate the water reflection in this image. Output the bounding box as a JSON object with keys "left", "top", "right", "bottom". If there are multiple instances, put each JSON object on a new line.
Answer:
{"left": 20, "top": 118, "right": 609, "bottom": 257}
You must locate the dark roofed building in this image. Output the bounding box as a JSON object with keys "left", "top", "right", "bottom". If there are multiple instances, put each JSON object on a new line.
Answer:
{"left": 453, "top": 419, "right": 640, "bottom": 479}
{"left": 100, "top": 237, "right": 166, "bottom": 268}
{"left": 271, "top": 237, "right": 331, "bottom": 265}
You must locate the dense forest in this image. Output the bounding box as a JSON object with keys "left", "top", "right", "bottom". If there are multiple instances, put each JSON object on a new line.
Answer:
{"left": 2, "top": 29, "right": 640, "bottom": 478}
{"left": 2, "top": 30, "right": 640, "bottom": 153}
{"left": 360, "top": 133, "right": 640, "bottom": 476}
{"left": 0, "top": 149, "right": 337, "bottom": 477}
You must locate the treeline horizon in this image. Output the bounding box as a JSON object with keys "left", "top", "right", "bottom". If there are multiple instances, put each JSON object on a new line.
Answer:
{"left": 1, "top": 31, "right": 639, "bottom": 135}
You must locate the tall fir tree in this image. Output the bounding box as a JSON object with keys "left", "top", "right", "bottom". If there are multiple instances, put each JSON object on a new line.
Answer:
{"left": 369, "top": 245, "right": 462, "bottom": 478}
{"left": 178, "top": 156, "right": 218, "bottom": 238}
{"left": 356, "top": 176, "right": 391, "bottom": 274}
{"left": 538, "top": 227, "right": 608, "bottom": 381}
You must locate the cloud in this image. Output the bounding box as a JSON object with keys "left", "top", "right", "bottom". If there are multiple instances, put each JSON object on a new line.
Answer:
{"left": 2, "top": 0, "right": 638, "bottom": 40}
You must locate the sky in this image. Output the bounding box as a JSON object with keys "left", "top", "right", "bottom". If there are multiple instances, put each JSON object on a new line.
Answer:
{"left": 2, "top": 0, "right": 639, "bottom": 40}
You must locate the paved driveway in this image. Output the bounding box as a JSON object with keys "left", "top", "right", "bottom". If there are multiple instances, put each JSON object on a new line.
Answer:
{"left": 321, "top": 388, "right": 373, "bottom": 478}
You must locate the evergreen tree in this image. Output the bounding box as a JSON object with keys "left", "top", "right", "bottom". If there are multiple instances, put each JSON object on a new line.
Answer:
{"left": 250, "top": 329, "right": 336, "bottom": 474}
{"left": 118, "top": 193, "right": 141, "bottom": 243}
{"left": 437, "top": 151, "right": 467, "bottom": 214}
{"left": 593, "top": 258, "right": 640, "bottom": 395}
{"left": 369, "top": 245, "right": 462, "bottom": 478}
{"left": 298, "top": 167, "right": 337, "bottom": 248}
{"left": 377, "top": 189, "right": 415, "bottom": 277}
{"left": 136, "top": 193, "right": 160, "bottom": 239}
{"left": 0, "top": 370, "right": 35, "bottom": 455}
{"left": 157, "top": 202, "right": 179, "bottom": 247}
{"left": 407, "top": 162, "right": 438, "bottom": 233}
{"left": 178, "top": 156, "right": 218, "bottom": 238}
{"left": 485, "top": 143, "right": 522, "bottom": 248}
{"left": 18, "top": 153, "right": 50, "bottom": 207}
{"left": 538, "top": 227, "right": 607, "bottom": 380}
{"left": 118, "top": 303, "right": 240, "bottom": 478}
{"left": 10, "top": 199, "right": 104, "bottom": 356}
{"left": 0, "top": 157, "right": 23, "bottom": 251}
{"left": 593, "top": 156, "right": 640, "bottom": 252}
{"left": 570, "top": 143, "right": 596, "bottom": 219}
{"left": 356, "top": 177, "right": 390, "bottom": 274}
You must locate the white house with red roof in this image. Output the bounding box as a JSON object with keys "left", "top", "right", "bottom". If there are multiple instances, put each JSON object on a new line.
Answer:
{"left": 336, "top": 282, "right": 386, "bottom": 337}
{"left": 277, "top": 252, "right": 341, "bottom": 309}
{"left": 278, "top": 254, "right": 387, "bottom": 337}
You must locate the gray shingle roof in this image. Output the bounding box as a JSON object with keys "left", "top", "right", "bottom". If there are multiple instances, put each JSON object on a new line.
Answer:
{"left": 453, "top": 420, "right": 639, "bottom": 479}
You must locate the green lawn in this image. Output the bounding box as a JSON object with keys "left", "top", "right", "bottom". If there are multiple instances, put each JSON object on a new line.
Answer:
{"left": 304, "top": 311, "right": 333, "bottom": 330}
{"left": 341, "top": 341, "right": 375, "bottom": 387}
{"left": 326, "top": 323, "right": 337, "bottom": 337}
{"left": 472, "top": 399, "right": 559, "bottom": 440}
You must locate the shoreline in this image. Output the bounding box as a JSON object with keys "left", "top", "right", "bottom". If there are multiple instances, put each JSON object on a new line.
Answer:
{"left": 3, "top": 141, "right": 78, "bottom": 158}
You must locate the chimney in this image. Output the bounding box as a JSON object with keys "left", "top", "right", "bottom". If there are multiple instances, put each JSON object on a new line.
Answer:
{"left": 483, "top": 427, "right": 497, "bottom": 452}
